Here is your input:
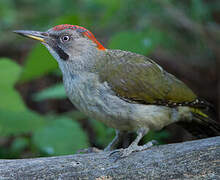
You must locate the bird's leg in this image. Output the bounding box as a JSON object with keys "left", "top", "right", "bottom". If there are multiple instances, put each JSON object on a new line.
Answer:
{"left": 78, "top": 130, "right": 125, "bottom": 154}
{"left": 116, "top": 128, "right": 157, "bottom": 158}
{"left": 104, "top": 130, "right": 125, "bottom": 151}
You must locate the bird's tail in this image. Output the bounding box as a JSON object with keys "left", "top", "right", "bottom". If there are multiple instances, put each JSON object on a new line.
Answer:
{"left": 178, "top": 107, "right": 220, "bottom": 138}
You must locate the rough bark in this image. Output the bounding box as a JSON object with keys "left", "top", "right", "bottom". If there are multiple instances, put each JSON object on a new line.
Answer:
{"left": 0, "top": 137, "right": 219, "bottom": 180}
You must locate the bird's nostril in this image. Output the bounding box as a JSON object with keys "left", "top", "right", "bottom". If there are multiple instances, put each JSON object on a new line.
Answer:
{"left": 41, "top": 32, "right": 49, "bottom": 36}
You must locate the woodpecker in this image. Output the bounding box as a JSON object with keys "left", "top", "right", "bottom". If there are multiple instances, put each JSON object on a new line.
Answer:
{"left": 14, "top": 24, "right": 220, "bottom": 157}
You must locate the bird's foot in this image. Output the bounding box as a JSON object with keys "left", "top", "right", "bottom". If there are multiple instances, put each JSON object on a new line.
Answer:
{"left": 109, "top": 140, "right": 158, "bottom": 160}
{"left": 77, "top": 147, "right": 102, "bottom": 154}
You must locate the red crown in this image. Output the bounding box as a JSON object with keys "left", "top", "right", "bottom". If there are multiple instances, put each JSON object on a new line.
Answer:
{"left": 53, "top": 24, "right": 105, "bottom": 50}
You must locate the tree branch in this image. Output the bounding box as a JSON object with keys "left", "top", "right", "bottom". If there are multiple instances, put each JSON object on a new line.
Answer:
{"left": 0, "top": 137, "right": 219, "bottom": 179}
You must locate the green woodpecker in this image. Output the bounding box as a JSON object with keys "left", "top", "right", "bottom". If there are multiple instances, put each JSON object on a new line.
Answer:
{"left": 14, "top": 24, "right": 220, "bottom": 157}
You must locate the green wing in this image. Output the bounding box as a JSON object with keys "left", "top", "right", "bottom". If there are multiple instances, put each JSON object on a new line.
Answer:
{"left": 96, "top": 49, "right": 197, "bottom": 105}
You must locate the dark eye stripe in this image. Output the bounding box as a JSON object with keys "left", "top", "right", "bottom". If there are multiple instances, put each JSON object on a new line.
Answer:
{"left": 53, "top": 45, "right": 69, "bottom": 61}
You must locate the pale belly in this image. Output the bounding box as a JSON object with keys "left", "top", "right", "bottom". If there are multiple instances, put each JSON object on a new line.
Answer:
{"left": 63, "top": 73, "right": 188, "bottom": 131}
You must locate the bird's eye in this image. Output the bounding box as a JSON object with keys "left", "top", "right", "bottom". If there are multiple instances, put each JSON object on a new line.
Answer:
{"left": 61, "top": 35, "right": 70, "bottom": 43}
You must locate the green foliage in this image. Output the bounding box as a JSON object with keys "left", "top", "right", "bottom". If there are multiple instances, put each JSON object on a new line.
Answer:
{"left": 0, "top": 0, "right": 16, "bottom": 30}
{"left": 67, "top": 111, "right": 88, "bottom": 121}
{"left": 55, "top": 15, "right": 81, "bottom": 27}
{"left": 10, "top": 137, "right": 29, "bottom": 156}
{"left": 108, "top": 29, "right": 169, "bottom": 55}
{"left": 109, "top": 31, "right": 150, "bottom": 55}
{"left": 0, "top": 58, "right": 88, "bottom": 158}
{"left": 0, "top": 59, "right": 45, "bottom": 136}
{"left": 33, "top": 117, "right": 89, "bottom": 155}
{"left": 190, "top": 0, "right": 212, "bottom": 22}
{"left": 34, "top": 83, "right": 66, "bottom": 101}
{"left": 143, "top": 130, "right": 170, "bottom": 144}
{"left": 19, "top": 44, "right": 58, "bottom": 82}
{"left": 0, "top": 110, "right": 45, "bottom": 136}
{"left": 0, "top": 59, "right": 25, "bottom": 111}
{"left": 89, "top": 119, "right": 115, "bottom": 148}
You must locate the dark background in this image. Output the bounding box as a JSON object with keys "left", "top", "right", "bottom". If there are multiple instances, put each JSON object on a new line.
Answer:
{"left": 0, "top": 0, "right": 219, "bottom": 158}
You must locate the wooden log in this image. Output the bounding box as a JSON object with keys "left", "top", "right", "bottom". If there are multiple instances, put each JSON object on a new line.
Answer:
{"left": 0, "top": 137, "right": 219, "bottom": 179}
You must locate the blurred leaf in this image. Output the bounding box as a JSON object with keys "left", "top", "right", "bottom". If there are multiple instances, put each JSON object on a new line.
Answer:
{"left": 19, "top": 44, "right": 58, "bottom": 83}
{"left": 95, "top": 0, "right": 119, "bottom": 7}
{"left": 10, "top": 137, "right": 29, "bottom": 154}
{"left": 33, "top": 117, "right": 89, "bottom": 155}
{"left": 108, "top": 31, "right": 148, "bottom": 55}
{"left": 0, "top": 59, "right": 46, "bottom": 136}
{"left": 190, "top": 0, "right": 212, "bottom": 22}
{"left": 89, "top": 118, "right": 114, "bottom": 147}
{"left": 0, "top": 0, "right": 16, "bottom": 29}
{"left": 0, "top": 59, "right": 26, "bottom": 111}
{"left": 143, "top": 130, "right": 170, "bottom": 144}
{"left": 54, "top": 15, "right": 80, "bottom": 26}
{"left": 95, "top": 0, "right": 121, "bottom": 24}
{"left": 143, "top": 28, "right": 172, "bottom": 49}
{"left": 0, "top": 86, "right": 26, "bottom": 112}
{"left": 52, "top": 68, "right": 62, "bottom": 76}
{"left": 0, "top": 58, "right": 21, "bottom": 86}
{"left": 34, "top": 83, "right": 66, "bottom": 101}
{"left": 54, "top": 13, "right": 95, "bottom": 31}
{"left": 67, "top": 111, "right": 87, "bottom": 121}
{"left": 0, "top": 110, "right": 45, "bottom": 136}
{"left": 108, "top": 29, "right": 166, "bottom": 55}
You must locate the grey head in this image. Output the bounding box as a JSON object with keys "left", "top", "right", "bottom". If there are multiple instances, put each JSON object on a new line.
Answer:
{"left": 14, "top": 24, "right": 106, "bottom": 73}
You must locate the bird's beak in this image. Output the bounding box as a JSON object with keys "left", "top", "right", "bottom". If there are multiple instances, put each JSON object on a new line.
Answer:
{"left": 13, "top": 30, "right": 48, "bottom": 43}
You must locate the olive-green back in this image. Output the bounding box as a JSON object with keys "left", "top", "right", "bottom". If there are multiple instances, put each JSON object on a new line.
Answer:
{"left": 95, "top": 49, "right": 197, "bottom": 105}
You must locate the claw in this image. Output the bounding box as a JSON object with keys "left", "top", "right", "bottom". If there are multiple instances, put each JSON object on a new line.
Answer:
{"left": 109, "top": 140, "right": 157, "bottom": 161}
{"left": 109, "top": 149, "right": 121, "bottom": 157}
{"left": 109, "top": 149, "right": 127, "bottom": 162}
